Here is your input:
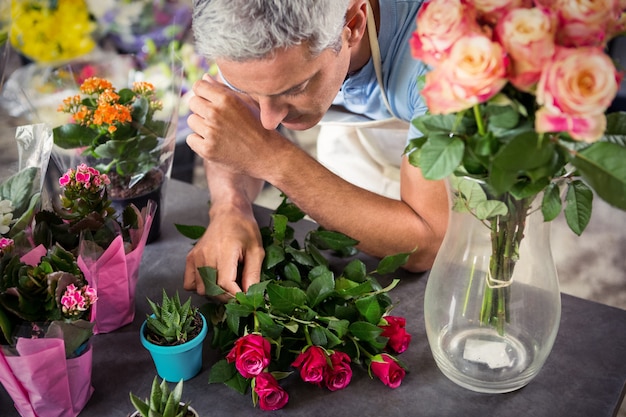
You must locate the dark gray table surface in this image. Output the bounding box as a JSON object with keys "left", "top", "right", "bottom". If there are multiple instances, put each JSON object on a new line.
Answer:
{"left": 2, "top": 179, "right": 625, "bottom": 417}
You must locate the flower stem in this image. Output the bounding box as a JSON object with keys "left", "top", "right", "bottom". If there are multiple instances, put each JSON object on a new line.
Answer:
{"left": 473, "top": 105, "right": 486, "bottom": 136}
{"left": 481, "top": 193, "right": 532, "bottom": 335}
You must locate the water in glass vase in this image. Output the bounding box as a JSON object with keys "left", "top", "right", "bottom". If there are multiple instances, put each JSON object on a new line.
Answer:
{"left": 424, "top": 177, "right": 561, "bottom": 393}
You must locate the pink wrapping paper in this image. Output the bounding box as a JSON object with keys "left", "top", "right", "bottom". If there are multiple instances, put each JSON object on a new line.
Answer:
{"left": 0, "top": 338, "right": 94, "bottom": 417}
{"left": 78, "top": 205, "right": 155, "bottom": 334}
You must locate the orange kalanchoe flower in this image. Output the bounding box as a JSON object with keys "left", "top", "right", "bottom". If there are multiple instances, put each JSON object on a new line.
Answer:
{"left": 80, "top": 77, "right": 114, "bottom": 95}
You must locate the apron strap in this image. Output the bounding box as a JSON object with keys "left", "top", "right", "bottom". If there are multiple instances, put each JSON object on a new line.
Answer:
{"left": 366, "top": 0, "right": 396, "bottom": 119}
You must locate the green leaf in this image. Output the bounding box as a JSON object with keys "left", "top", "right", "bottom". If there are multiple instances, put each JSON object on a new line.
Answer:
{"left": 197, "top": 266, "right": 226, "bottom": 297}
{"left": 209, "top": 359, "right": 237, "bottom": 383}
{"left": 264, "top": 243, "right": 285, "bottom": 269}
{"left": 310, "top": 326, "right": 328, "bottom": 346}
{"left": 285, "top": 247, "right": 316, "bottom": 267}
{"left": 564, "top": 180, "right": 593, "bottom": 236}
{"left": 255, "top": 311, "right": 283, "bottom": 340}
{"left": 274, "top": 197, "right": 306, "bottom": 222}
{"left": 52, "top": 124, "right": 99, "bottom": 149}
{"left": 327, "top": 319, "right": 350, "bottom": 339}
{"left": 488, "top": 165, "right": 520, "bottom": 196}
{"left": 355, "top": 295, "right": 382, "bottom": 324}
{"left": 283, "top": 262, "right": 302, "bottom": 283}
{"left": 493, "top": 131, "right": 555, "bottom": 171}
{"left": 225, "top": 372, "right": 250, "bottom": 394}
{"left": 306, "top": 269, "right": 335, "bottom": 307}
{"left": 375, "top": 252, "right": 410, "bottom": 275}
{"left": 343, "top": 259, "right": 367, "bottom": 283}
{"left": 474, "top": 199, "right": 509, "bottom": 220}
{"left": 174, "top": 223, "right": 206, "bottom": 240}
{"left": 572, "top": 141, "right": 626, "bottom": 210}
{"left": 309, "top": 230, "right": 359, "bottom": 251}
{"left": 541, "top": 182, "right": 562, "bottom": 222}
{"left": 272, "top": 214, "right": 288, "bottom": 243}
{"left": 419, "top": 134, "right": 465, "bottom": 180}
{"left": 266, "top": 283, "right": 308, "bottom": 315}
{"left": 348, "top": 321, "right": 384, "bottom": 344}
{"left": 0, "top": 166, "right": 39, "bottom": 217}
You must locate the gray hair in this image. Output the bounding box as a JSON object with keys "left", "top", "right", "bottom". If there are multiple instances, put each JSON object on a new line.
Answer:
{"left": 192, "top": 0, "right": 351, "bottom": 61}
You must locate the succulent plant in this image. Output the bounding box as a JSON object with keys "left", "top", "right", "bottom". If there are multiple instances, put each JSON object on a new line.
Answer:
{"left": 129, "top": 377, "right": 192, "bottom": 417}
{"left": 145, "top": 290, "right": 200, "bottom": 346}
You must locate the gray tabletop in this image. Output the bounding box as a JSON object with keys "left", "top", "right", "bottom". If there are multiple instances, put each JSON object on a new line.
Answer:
{"left": 2, "top": 179, "right": 626, "bottom": 417}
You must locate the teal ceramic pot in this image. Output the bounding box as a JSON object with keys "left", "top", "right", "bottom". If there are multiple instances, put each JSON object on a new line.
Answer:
{"left": 140, "top": 313, "right": 208, "bottom": 382}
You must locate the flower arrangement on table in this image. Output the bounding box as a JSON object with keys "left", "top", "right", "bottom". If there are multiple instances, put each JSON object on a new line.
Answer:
{"left": 408, "top": 0, "right": 626, "bottom": 332}
{"left": 9, "top": 0, "right": 97, "bottom": 64}
{"left": 177, "top": 197, "right": 412, "bottom": 411}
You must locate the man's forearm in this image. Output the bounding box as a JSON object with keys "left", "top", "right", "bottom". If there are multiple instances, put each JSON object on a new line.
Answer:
{"left": 204, "top": 160, "right": 265, "bottom": 213}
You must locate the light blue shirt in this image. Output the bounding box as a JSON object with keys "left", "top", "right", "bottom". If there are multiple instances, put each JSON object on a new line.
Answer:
{"left": 333, "top": 0, "right": 428, "bottom": 141}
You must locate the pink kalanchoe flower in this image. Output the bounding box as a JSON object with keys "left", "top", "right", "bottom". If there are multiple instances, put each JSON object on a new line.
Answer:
{"left": 61, "top": 284, "right": 97, "bottom": 317}
{"left": 0, "top": 237, "right": 14, "bottom": 252}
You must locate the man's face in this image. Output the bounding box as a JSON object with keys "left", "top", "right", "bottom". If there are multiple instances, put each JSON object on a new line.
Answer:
{"left": 216, "top": 39, "right": 351, "bottom": 131}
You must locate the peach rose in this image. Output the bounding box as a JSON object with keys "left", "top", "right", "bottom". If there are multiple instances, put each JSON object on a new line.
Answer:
{"left": 496, "top": 7, "right": 557, "bottom": 91}
{"left": 410, "top": 0, "right": 481, "bottom": 66}
{"left": 473, "top": 0, "right": 533, "bottom": 24}
{"left": 549, "top": 0, "right": 623, "bottom": 47}
{"left": 535, "top": 108, "right": 607, "bottom": 142}
{"left": 421, "top": 33, "right": 508, "bottom": 114}
{"left": 535, "top": 46, "right": 620, "bottom": 141}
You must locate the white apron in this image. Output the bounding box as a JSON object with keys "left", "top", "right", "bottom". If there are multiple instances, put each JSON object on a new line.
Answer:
{"left": 316, "top": 1, "right": 410, "bottom": 200}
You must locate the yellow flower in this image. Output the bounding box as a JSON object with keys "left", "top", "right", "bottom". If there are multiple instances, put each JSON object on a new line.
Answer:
{"left": 10, "top": 0, "right": 97, "bottom": 63}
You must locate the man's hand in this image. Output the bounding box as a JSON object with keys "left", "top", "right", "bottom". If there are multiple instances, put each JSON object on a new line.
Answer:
{"left": 183, "top": 203, "right": 265, "bottom": 301}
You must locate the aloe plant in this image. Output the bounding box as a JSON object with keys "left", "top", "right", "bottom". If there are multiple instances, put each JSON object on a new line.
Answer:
{"left": 129, "top": 377, "right": 192, "bottom": 417}
{"left": 145, "top": 290, "right": 200, "bottom": 345}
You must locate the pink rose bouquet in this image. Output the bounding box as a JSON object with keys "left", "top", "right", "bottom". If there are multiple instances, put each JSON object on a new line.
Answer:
{"left": 408, "top": 0, "right": 626, "bottom": 332}
{"left": 183, "top": 197, "right": 412, "bottom": 411}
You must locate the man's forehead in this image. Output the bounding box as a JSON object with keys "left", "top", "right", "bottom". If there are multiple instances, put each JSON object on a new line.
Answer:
{"left": 215, "top": 47, "right": 333, "bottom": 97}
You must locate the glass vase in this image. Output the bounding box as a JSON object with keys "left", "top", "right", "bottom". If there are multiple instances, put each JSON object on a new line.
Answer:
{"left": 424, "top": 176, "right": 561, "bottom": 393}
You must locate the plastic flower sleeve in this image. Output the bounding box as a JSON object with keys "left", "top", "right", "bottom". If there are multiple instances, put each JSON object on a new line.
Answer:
{"left": 77, "top": 200, "right": 156, "bottom": 334}
{"left": 0, "top": 124, "right": 53, "bottom": 244}
{"left": 0, "top": 338, "right": 94, "bottom": 417}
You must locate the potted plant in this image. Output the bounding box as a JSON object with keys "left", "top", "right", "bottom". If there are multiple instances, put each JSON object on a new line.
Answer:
{"left": 33, "top": 162, "right": 155, "bottom": 334}
{"left": 129, "top": 376, "right": 198, "bottom": 417}
{"left": 52, "top": 74, "right": 180, "bottom": 243}
{"left": 0, "top": 243, "right": 97, "bottom": 417}
{"left": 141, "top": 290, "right": 207, "bottom": 382}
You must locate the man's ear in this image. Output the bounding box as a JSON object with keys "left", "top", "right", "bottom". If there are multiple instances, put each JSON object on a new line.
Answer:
{"left": 344, "top": 0, "right": 368, "bottom": 46}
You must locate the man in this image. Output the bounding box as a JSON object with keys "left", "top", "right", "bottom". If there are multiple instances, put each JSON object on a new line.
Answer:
{"left": 184, "top": 0, "right": 448, "bottom": 297}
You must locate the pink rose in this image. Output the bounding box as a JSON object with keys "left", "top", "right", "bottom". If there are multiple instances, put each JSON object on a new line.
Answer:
{"left": 535, "top": 108, "right": 607, "bottom": 143}
{"left": 410, "top": 0, "right": 482, "bottom": 66}
{"left": 544, "top": 0, "right": 624, "bottom": 47}
{"left": 370, "top": 353, "right": 406, "bottom": 389}
{"left": 253, "top": 372, "right": 289, "bottom": 411}
{"left": 495, "top": 7, "right": 556, "bottom": 91}
{"left": 226, "top": 334, "right": 271, "bottom": 378}
{"left": 472, "top": 0, "right": 533, "bottom": 24}
{"left": 324, "top": 351, "right": 352, "bottom": 391}
{"left": 535, "top": 46, "right": 620, "bottom": 141}
{"left": 379, "top": 316, "right": 412, "bottom": 354}
{"left": 291, "top": 345, "right": 328, "bottom": 386}
{"left": 421, "top": 33, "right": 508, "bottom": 114}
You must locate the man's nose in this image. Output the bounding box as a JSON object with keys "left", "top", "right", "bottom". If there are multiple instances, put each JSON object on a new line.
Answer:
{"left": 257, "top": 97, "right": 289, "bottom": 130}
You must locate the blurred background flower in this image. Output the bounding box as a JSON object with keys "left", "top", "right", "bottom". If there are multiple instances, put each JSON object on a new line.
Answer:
{"left": 10, "top": 0, "right": 97, "bottom": 64}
